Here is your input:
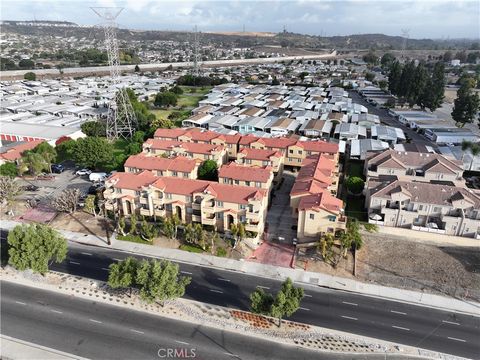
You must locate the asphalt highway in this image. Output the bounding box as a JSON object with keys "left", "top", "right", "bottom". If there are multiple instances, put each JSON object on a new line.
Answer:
{"left": 22, "top": 241, "right": 479, "bottom": 359}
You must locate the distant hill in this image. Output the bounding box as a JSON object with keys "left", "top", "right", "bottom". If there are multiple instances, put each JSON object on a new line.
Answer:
{"left": 1, "top": 21, "right": 476, "bottom": 50}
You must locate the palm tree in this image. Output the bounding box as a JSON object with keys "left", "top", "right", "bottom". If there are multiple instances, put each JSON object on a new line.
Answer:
{"left": 171, "top": 214, "right": 181, "bottom": 239}
{"left": 469, "top": 143, "right": 480, "bottom": 171}
{"left": 184, "top": 223, "right": 195, "bottom": 244}
{"left": 193, "top": 223, "right": 206, "bottom": 250}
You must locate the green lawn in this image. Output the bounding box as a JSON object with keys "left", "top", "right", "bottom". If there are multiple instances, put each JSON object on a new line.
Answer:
{"left": 116, "top": 234, "right": 152, "bottom": 245}
{"left": 179, "top": 244, "right": 205, "bottom": 253}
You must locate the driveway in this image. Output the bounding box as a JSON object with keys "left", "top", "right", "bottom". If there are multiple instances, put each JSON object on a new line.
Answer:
{"left": 265, "top": 170, "right": 297, "bottom": 243}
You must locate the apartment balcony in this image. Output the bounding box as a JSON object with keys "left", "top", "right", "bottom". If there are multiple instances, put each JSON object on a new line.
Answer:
{"left": 246, "top": 210, "right": 261, "bottom": 221}
{"left": 202, "top": 203, "right": 216, "bottom": 213}
{"left": 245, "top": 222, "right": 261, "bottom": 232}
{"left": 152, "top": 198, "right": 164, "bottom": 206}
{"left": 202, "top": 217, "right": 216, "bottom": 226}
{"left": 381, "top": 207, "right": 399, "bottom": 215}
{"left": 139, "top": 197, "right": 149, "bottom": 205}
{"left": 154, "top": 208, "right": 166, "bottom": 217}
{"left": 140, "top": 208, "right": 151, "bottom": 216}
{"left": 192, "top": 214, "right": 202, "bottom": 223}
{"left": 192, "top": 202, "right": 201, "bottom": 211}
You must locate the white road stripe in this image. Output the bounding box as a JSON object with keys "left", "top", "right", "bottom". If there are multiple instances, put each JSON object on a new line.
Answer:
{"left": 130, "top": 329, "right": 144, "bottom": 334}
{"left": 442, "top": 320, "right": 460, "bottom": 326}
{"left": 175, "top": 340, "right": 190, "bottom": 345}
{"left": 15, "top": 301, "right": 26, "bottom": 305}
{"left": 89, "top": 319, "right": 102, "bottom": 324}
{"left": 217, "top": 278, "right": 230, "bottom": 282}
{"left": 101, "top": 268, "right": 110, "bottom": 271}
{"left": 113, "top": 258, "right": 122, "bottom": 262}
{"left": 341, "top": 315, "right": 358, "bottom": 321}
{"left": 81, "top": 252, "right": 92, "bottom": 256}
{"left": 447, "top": 337, "right": 466, "bottom": 342}
{"left": 50, "top": 310, "right": 63, "bottom": 314}
{"left": 299, "top": 307, "right": 310, "bottom": 311}
{"left": 180, "top": 271, "right": 193, "bottom": 275}
{"left": 390, "top": 310, "right": 407, "bottom": 315}
{"left": 69, "top": 261, "right": 80, "bottom": 265}
{"left": 392, "top": 325, "right": 410, "bottom": 331}
{"left": 256, "top": 285, "right": 270, "bottom": 289}
{"left": 304, "top": 294, "right": 312, "bottom": 298}
{"left": 342, "top": 301, "right": 358, "bottom": 306}
{"left": 210, "top": 289, "right": 223, "bottom": 294}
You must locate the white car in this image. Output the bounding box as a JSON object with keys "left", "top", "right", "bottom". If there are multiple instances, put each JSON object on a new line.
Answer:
{"left": 76, "top": 169, "right": 92, "bottom": 176}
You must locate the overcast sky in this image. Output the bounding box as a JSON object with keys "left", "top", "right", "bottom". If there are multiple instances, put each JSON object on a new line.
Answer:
{"left": 1, "top": 0, "right": 479, "bottom": 39}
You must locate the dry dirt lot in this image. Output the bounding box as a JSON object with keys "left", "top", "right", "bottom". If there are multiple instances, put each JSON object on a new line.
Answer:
{"left": 356, "top": 237, "right": 480, "bottom": 302}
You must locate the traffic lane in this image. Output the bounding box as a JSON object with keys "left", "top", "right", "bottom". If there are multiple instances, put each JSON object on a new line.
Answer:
{"left": 0, "top": 281, "right": 355, "bottom": 360}
{"left": 58, "top": 244, "right": 480, "bottom": 357}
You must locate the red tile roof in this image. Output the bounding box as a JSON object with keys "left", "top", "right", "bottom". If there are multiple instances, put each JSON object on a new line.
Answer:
{"left": 109, "top": 170, "right": 157, "bottom": 191}
{"left": 291, "top": 179, "right": 329, "bottom": 196}
{"left": 298, "top": 191, "right": 343, "bottom": 214}
{"left": 291, "top": 140, "right": 338, "bottom": 154}
{"left": 124, "top": 154, "right": 197, "bottom": 173}
{"left": 296, "top": 154, "right": 335, "bottom": 185}
{"left": 144, "top": 139, "right": 224, "bottom": 155}
{"left": 153, "top": 128, "right": 189, "bottom": 139}
{"left": 238, "top": 148, "right": 282, "bottom": 161}
{"left": 218, "top": 162, "right": 273, "bottom": 183}
{"left": 0, "top": 140, "right": 44, "bottom": 162}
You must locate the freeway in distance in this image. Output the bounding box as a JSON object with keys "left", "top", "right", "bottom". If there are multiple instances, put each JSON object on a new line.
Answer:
{"left": 37, "top": 241, "right": 480, "bottom": 359}
{"left": 1, "top": 281, "right": 422, "bottom": 360}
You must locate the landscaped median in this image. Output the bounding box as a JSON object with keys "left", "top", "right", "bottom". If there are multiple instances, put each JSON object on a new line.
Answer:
{"left": 0, "top": 266, "right": 448, "bottom": 359}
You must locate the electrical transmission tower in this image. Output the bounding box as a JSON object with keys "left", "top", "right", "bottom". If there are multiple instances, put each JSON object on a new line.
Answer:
{"left": 91, "top": 7, "right": 136, "bottom": 140}
{"left": 401, "top": 28, "right": 410, "bottom": 59}
{"left": 192, "top": 25, "right": 200, "bottom": 77}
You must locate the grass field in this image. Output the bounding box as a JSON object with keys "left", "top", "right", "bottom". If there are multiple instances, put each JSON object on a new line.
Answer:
{"left": 117, "top": 234, "right": 152, "bottom": 245}
{"left": 179, "top": 244, "right": 205, "bottom": 253}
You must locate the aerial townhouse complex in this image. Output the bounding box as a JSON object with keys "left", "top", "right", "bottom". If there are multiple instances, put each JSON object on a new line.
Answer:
{"left": 365, "top": 149, "right": 480, "bottom": 238}
{"left": 103, "top": 127, "right": 340, "bottom": 245}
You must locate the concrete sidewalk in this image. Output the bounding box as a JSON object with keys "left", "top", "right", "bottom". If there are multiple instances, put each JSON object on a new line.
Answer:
{"left": 0, "top": 335, "right": 87, "bottom": 360}
{"left": 2, "top": 219, "right": 479, "bottom": 316}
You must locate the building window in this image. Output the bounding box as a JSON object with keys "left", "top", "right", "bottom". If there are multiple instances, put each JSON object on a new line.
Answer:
{"left": 235, "top": 180, "right": 239, "bottom": 185}
{"left": 298, "top": 150, "right": 303, "bottom": 155}
{"left": 309, "top": 213, "right": 315, "bottom": 220}
{"left": 186, "top": 196, "right": 192, "bottom": 202}
{"left": 419, "top": 205, "right": 423, "bottom": 211}
{"left": 289, "top": 149, "right": 293, "bottom": 154}
{"left": 239, "top": 204, "right": 246, "bottom": 210}
{"left": 240, "top": 215, "right": 246, "bottom": 222}
{"left": 297, "top": 158, "right": 302, "bottom": 163}
{"left": 245, "top": 181, "right": 251, "bottom": 186}
{"left": 116, "top": 188, "right": 122, "bottom": 194}
{"left": 186, "top": 207, "right": 193, "bottom": 214}
{"left": 204, "top": 154, "right": 209, "bottom": 159}
{"left": 223, "top": 178, "right": 229, "bottom": 183}
{"left": 262, "top": 161, "right": 269, "bottom": 166}
{"left": 255, "top": 182, "right": 261, "bottom": 188}
{"left": 166, "top": 204, "right": 172, "bottom": 211}
{"left": 433, "top": 207, "right": 440, "bottom": 213}
{"left": 165, "top": 193, "right": 172, "bottom": 199}
{"left": 172, "top": 171, "right": 178, "bottom": 176}
{"left": 328, "top": 215, "right": 337, "bottom": 222}
{"left": 135, "top": 191, "right": 140, "bottom": 196}
{"left": 216, "top": 201, "right": 223, "bottom": 207}
{"left": 183, "top": 172, "right": 188, "bottom": 178}
{"left": 216, "top": 212, "right": 222, "bottom": 219}
{"left": 246, "top": 159, "right": 252, "bottom": 164}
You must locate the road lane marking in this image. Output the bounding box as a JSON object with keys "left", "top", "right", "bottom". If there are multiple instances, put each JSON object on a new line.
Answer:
{"left": 89, "top": 319, "right": 102, "bottom": 324}
{"left": 69, "top": 261, "right": 80, "bottom": 265}
{"left": 50, "top": 310, "right": 63, "bottom": 314}
{"left": 180, "top": 271, "right": 193, "bottom": 275}
{"left": 256, "top": 285, "right": 270, "bottom": 289}
{"left": 223, "top": 352, "right": 240, "bottom": 358}
{"left": 342, "top": 301, "right": 358, "bottom": 306}
{"left": 81, "top": 252, "right": 92, "bottom": 256}
{"left": 175, "top": 340, "right": 190, "bottom": 345}
{"left": 101, "top": 268, "right": 110, "bottom": 271}
{"left": 130, "top": 329, "right": 144, "bottom": 334}
{"left": 390, "top": 310, "right": 407, "bottom": 315}
{"left": 217, "top": 278, "right": 230, "bottom": 282}
{"left": 304, "top": 294, "right": 312, "bottom": 298}
{"left": 299, "top": 307, "right": 310, "bottom": 311}
{"left": 447, "top": 337, "right": 466, "bottom": 342}
{"left": 392, "top": 325, "right": 410, "bottom": 331}
{"left": 210, "top": 289, "right": 223, "bottom": 294}
{"left": 113, "top": 258, "right": 122, "bottom": 262}
{"left": 442, "top": 320, "right": 460, "bottom": 326}
{"left": 341, "top": 316, "right": 358, "bottom": 321}
{"left": 15, "top": 301, "right": 26, "bottom": 305}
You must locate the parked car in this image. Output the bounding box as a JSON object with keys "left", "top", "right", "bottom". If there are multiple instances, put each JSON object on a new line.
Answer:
{"left": 89, "top": 172, "right": 107, "bottom": 182}
{"left": 51, "top": 164, "right": 65, "bottom": 173}
{"left": 75, "top": 169, "right": 92, "bottom": 176}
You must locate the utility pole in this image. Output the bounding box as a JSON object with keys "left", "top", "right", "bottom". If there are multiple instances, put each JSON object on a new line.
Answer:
{"left": 91, "top": 7, "right": 136, "bottom": 140}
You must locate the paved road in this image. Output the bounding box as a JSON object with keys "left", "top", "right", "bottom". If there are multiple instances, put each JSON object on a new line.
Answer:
{"left": 347, "top": 90, "right": 436, "bottom": 148}
{"left": 3, "top": 281, "right": 354, "bottom": 360}
{"left": 3, "top": 240, "right": 477, "bottom": 358}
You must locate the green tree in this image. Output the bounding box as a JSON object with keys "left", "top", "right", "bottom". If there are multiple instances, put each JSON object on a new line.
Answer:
{"left": 378, "top": 80, "right": 388, "bottom": 90}
{"left": 345, "top": 176, "right": 365, "bottom": 194}
{"left": 387, "top": 61, "right": 403, "bottom": 95}
{"left": 134, "top": 64, "right": 140, "bottom": 72}
{"left": 56, "top": 139, "right": 76, "bottom": 162}
{"left": 365, "top": 72, "right": 375, "bottom": 82}
{"left": 184, "top": 223, "right": 196, "bottom": 244}
{"left": 397, "top": 60, "right": 416, "bottom": 99}
{"left": 72, "top": 137, "right": 113, "bottom": 170}
{"left": 135, "top": 259, "right": 191, "bottom": 305}
{"left": 461, "top": 141, "right": 480, "bottom": 170}
{"left": 81, "top": 121, "right": 107, "bottom": 137}
{"left": 198, "top": 160, "right": 218, "bottom": 181}
{"left": 193, "top": 223, "right": 206, "bottom": 250}
{"left": 85, "top": 195, "right": 97, "bottom": 217}
{"left": 20, "top": 151, "right": 48, "bottom": 175}
{"left": 380, "top": 53, "right": 395, "bottom": 68}
{"left": 421, "top": 61, "right": 445, "bottom": 111}
{"left": 452, "top": 76, "right": 480, "bottom": 126}
{"left": 154, "top": 91, "right": 178, "bottom": 107}
{"left": 171, "top": 214, "right": 181, "bottom": 240}
{"left": 271, "top": 77, "right": 280, "bottom": 86}
{"left": 108, "top": 257, "right": 138, "bottom": 296}
{"left": 18, "top": 59, "right": 35, "bottom": 69}
{"left": 117, "top": 216, "right": 126, "bottom": 236}
{"left": 0, "top": 162, "right": 18, "bottom": 177}
{"left": 129, "top": 213, "right": 138, "bottom": 235}
{"left": 162, "top": 217, "right": 175, "bottom": 239}
{"left": 233, "top": 223, "right": 245, "bottom": 249}
{"left": 171, "top": 85, "right": 184, "bottom": 95}
{"left": 140, "top": 217, "right": 157, "bottom": 241}
{"left": 250, "top": 278, "right": 304, "bottom": 327}
{"left": 150, "top": 117, "right": 175, "bottom": 130}
{"left": 0, "top": 176, "right": 22, "bottom": 215}
{"left": 362, "top": 51, "right": 378, "bottom": 65}
{"left": 33, "top": 142, "right": 57, "bottom": 173}
{"left": 7, "top": 224, "right": 67, "bottom": 275}
{"left": 24, "top": 72, "right": 36, "bottom": 81}
{"left": 408, "top": 62, "right": 428, "bottom": 107}
{"left": 443, "top": 51, "right": 453, "bottom": 63}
